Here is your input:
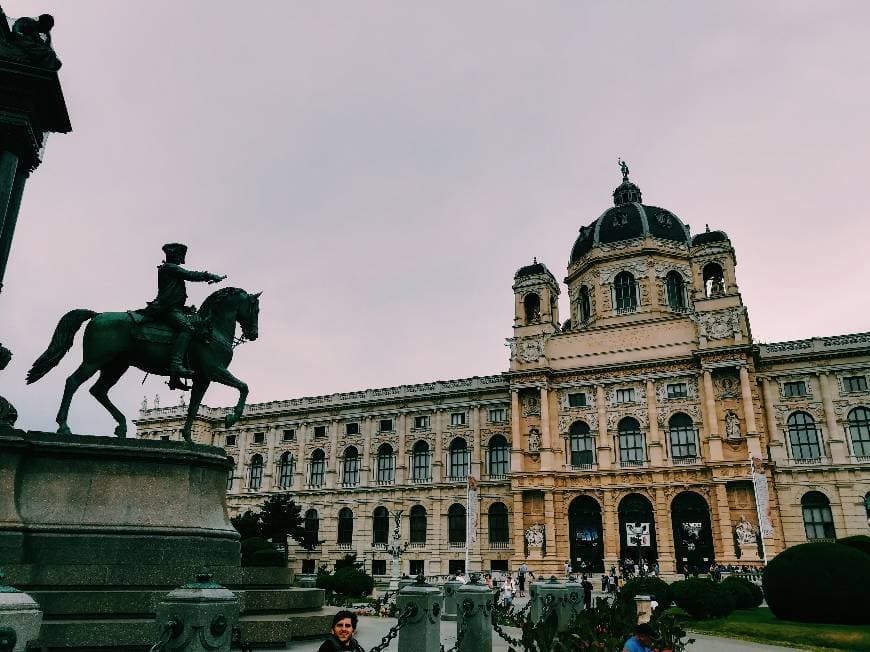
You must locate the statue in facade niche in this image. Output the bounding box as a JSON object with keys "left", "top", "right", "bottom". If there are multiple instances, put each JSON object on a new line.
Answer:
{"left": 735, "top": 516, "right": 757, "bottom": 545}
{"left": 25, "top": 243, "right": 262, "bottom": 442}
{"left": 528, "top": 428, "right": 541, "bottom": 454}
{"left": 525, "top": 523, "right": 545, "bottom": 548}
{"left": 725, "top": 411, "right": 741, "bottom": 440}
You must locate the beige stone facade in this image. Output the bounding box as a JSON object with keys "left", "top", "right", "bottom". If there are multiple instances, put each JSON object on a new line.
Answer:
{"left": 136, "top": 172, "right": 870, "bottom": 579}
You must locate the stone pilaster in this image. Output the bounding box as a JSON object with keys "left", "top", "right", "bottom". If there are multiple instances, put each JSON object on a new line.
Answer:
{"left": 646, "top": 380, "right": 663, "bottom": 465}
{"left": 702, "top": 370, "right": 722, "bottom": 461}
{"left": 739, "top": 366, "right": 762, "bottom": 457}
{"left": 762, "top": 378, "right": 786, "bottom": 463}
{"left": 540, "top": 386, "right": 554, "bottom": 470}
{"left": 511, "top": 390, "right": 522, "bottom": 471}
{"left": 653, "top": 488, "right": 675, "bottom": 573}
{"left": 596, "top": 385, "right": 611, "bottom": 469}
{"left": 819, "top": 372, "right": 848, "bottom": 463}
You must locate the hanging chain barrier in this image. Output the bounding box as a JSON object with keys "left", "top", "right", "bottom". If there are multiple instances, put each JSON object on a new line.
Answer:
{"left": 491, "top": 610, "right": 523, "bottom": 651}
{"left": 440, "top": 599, "right": 474, "bottom": 652}
{"left": 149, "top": 617, "right": 181, "bottom": 652}
{"left": 368, "top": 603, "right": 418, "bottom": 652}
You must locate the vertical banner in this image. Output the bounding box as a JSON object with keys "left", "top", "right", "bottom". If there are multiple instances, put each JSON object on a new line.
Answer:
{"left": 750, "top": 455, "right": 774, "bottom": 538}
{"left": 467, "top": 474, "right": 479, "bottom": 544}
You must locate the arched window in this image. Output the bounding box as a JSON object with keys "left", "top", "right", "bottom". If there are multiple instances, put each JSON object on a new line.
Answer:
{"left": 614, "top": 272, "right": 637, "bottom": 312}
{"left": 342, "top": 446, "right": 359, "bottom": 486}
{"left": 309, "top": 449, "right": 325, "bottom": 487}
{"left": 448, "top": 503, "right": 466, "bottom": 544}
{"left": 226, "top": 456, "right": 235, "bottom": 491}
{"left": 304, "top": 509, "right": 319, "bottom": 548}
{"left": 787, "top": 412, "right": 821, "bottom": 460}
{"left": 372, "top": 506, "right": 389, "bottom": 545}
{"left": 524, "top": 292, "right": 541, "bottom": 323}
{"left": 847, "top": 407, "right": 870, "bottom": 457}
{"left": 376, "top": 443, "right": 395, "bottom": 484}
{"left": 337, "top": 507, "right": 354, "bottom": 544}
{"left": 488, "top": 435, "right": 509, "bottom": 477}
{"left": 666, "top": 271, "right": 686, "bottom": 310}
{"left": 248, "top": 454, "right": 263, "bottom": 490}
{"left": 569, "top": 421, "right": 594, "bottom": 467}
{"left": 668, "top": 413, "right": 697, "bottom": 460}
{"left": 801, "top": 491, "right": 835, "bottom": 540}
{"left": 703, "top": 262, "right": 725, "bottom": 297}
{"left": 579, "top": 286, "right": 592, "bottom": 323}
{"left": 449, "top": 438, "right": 469, "bottom": 480}
{"left": 488, "top": 502, "right": 509, "bottom": 543}
{"left": 618, "top": 417, "right": 645, "bottom": 465}
{"left": 411, "top": 440, "right": 431, "bottom": 482}
{"left": 410, "top": 505, "right": 427, "bottom": 543}
{"left": 277, "top": 451, "right": 294, "bottom": 488}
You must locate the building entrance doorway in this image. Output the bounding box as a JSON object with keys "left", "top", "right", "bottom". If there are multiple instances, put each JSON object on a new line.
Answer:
{"left": 618, "top": 493, "right": 658, "bottom": 572}
{"left": 671, "top": 491, "right": 715, "bottom": 574}
{"left": 568, "top": 495, "right": 603, "bottom": 573}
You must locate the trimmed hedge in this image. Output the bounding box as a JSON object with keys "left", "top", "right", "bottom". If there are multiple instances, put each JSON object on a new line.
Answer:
{"left": 720, "top": 575, "right": 763, "bottom": 609}
{"left": 670, "top": 578, "right": 735, "bottom": 619}
{"left": 317, "top": 566, "right": 375, "bottom": 598}
{"left": 763, "top": 541, "right": 870, "bottom": 625}
{"left": 240, "top": 537, "right": 285, "bottom": 567}
{"left": 837, "top": 535, "right": 870, "bottom": 558}
{"left": 619, "top": 576, "right": 672, "bottom": 609}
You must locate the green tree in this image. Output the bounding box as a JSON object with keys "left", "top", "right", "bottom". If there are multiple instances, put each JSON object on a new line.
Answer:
{"left": 258, "top": 493, "right": 322, "bottom": 551}
{"left": 230, "top": 509, "right": 261, "bottom": 540}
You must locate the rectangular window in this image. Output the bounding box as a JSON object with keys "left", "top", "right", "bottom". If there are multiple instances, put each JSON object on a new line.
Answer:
{"left": 409, "top": 560, "right": 425, "bottom": 577}
{"left": 568, "top": 392, "right": 587, "bottom": 407}
{"left": 313, "top": 425, "right": 327, "bottom": 439}
{"left": 490, "top": 559, "right": 509, "bottom": 572}
{"left": 413, "top": 415, "right": 430, "bottom": 429}
{"left": 253, "top": 432, "right": 265, "bottom": 445}
{"left": 160, "top": 435, "right": 170, "bottom": 441}
{"left": 345, "top": 422, "right": 360, "bottom": 436}
{"left": 282, "top": 429, "right": 296, "bottom": 442}
{"left": 225, "top": 434, "right": 237, "bottom": 447}
{"left": 667, "top": 383, "right": 688, "bottom": 399}
{"left": 615, "top": 388, "right": 636, "bottom": 404}
{"left": 372, "top": 560, "right": 387, "bottom": 576}
{"left": 844, "top": 376, "right": 868, "bottom": 393}
{"left": 783, "top": 381, "right": 808, "bottom": 397}
{"left": 301, "top": 559, "right": 316, "bottom": 574}
{"left": 450, "top": 413, "right": 466, "bottom": 426}
{"left": 489, "top": 408, "right": 506, "bottom": 423}
{"left": 379, "top": 419, "right": 393, "bottom": 432}
{"left": 448, "top": 560, "right": 466, "bottom": 576}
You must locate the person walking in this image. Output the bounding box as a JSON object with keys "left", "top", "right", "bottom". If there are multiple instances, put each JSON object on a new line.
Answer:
{"left": 501, "top": 574, "right": 514, "bottom": 608}
{"left": 581, "top": 575, "right": 593, "bottom": 610}
{"left": 564, "top": 560, "right": 572, "bottom": 577}
{"left": 517, "top": 562, "right": 530, "bottom": 597}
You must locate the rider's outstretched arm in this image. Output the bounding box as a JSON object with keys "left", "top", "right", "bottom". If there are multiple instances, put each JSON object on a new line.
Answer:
{"left": 166, "top": 263, "right": 225, "bottom": 284}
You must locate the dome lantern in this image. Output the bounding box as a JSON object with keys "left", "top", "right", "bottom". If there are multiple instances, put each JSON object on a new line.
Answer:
{"left": 612, "top": 159, "right": 642, "bottom": 206}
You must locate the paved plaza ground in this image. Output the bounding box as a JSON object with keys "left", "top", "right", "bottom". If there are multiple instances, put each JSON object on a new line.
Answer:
{"left": 278, "top": 593, "right": 800, "bottom": 652}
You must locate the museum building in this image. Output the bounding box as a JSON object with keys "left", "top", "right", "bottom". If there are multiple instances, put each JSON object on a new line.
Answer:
{"left": 136, "top": 170, "right": 870, "bottom": 579}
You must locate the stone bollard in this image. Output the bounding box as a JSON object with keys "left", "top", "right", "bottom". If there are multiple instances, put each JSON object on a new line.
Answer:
{"left": 154, "top": 572, "right": 240, "bottom": 651}
{"left": 536, "top": 576, "right": 569, "bottom": 631}
{"left": 455, "top": 575, "right": 493, "bottom": 652}
{"left": 0, "top": 571, "right": 42, "bottom": 652}
{"left": 634, "top": 594, "right": 653, "bottom": 624}
{"left": 528, "top": 577, "right": 546, "bottom": 623}
{"left": 397, "top": 577, "right": 441, "bottom": 652}
{"left": 561, "top": 577, "right": 585, "bottom": 625}
{"left": 441, "top": 577, "right": 462, "bottom": 621}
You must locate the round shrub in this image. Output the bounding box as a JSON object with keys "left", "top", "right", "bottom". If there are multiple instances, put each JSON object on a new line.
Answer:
{"left": 619, "top": 576, "right": 672, "bottom": 609}
{"left": 838, "top": 535, "right": 870, "bottom": 558}
{"left": 763, "top": 542, "right": 870, "bottom": 624}
{"left": 670, "top": 578, "right": 735, "bottom": 619}
{"left": 720, "top": 576, "right": 763, "bottom": 609}
{"left": 330, "top": 567, "right": 375, "bottom": 598}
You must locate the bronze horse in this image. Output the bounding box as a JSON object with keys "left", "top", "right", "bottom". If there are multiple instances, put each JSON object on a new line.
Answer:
{"left": 26, "top": 287, "right": 260, "bottom": 441}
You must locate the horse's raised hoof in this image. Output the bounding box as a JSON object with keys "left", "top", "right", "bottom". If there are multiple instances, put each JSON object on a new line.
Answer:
{"left": 114, "top": 424, "right": 127, "bottom": 438}
{"left": 57, "top": 424, "right": 72, "bottom": 436}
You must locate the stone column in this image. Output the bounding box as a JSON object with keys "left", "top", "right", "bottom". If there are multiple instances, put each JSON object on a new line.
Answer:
{"left": 511, "top": 390, "right": 522, "bottom": 471}
{"left": 702, "top": 370, "right": 722, "bottom": 461}
{"left": 397, "top": 413, "right": 407, "bottom": 484}
{"left": 653, "top": 488, "right": 675, "bottom": 574}
{"left": 512, "top": 492, "right": 525, "bottom": 565}
{"left": 713, "top": 484, "right": 735, "bottom": 565}
{"left": 295, "top": 426, "right": 306, "bottom": 488}
{"left": 762, "top": 379, "right": 786, "bottom": 463}
{"left": 739, "top": 366, "right": 762, "bottom": 457}
{"left": 596, "top": 385, "right": 611, "bottom": 470}
{"left": 544, "top": 491, "right": 556, "bottom": 560}
{"left": 645, "top": 380, "right": 663, "bottom": 465}
{"left": 433, "top": 411, "right": 444, "bottom": 483}
{"left": 602, "top": 492, "right": 619, "bottom": 569}
{"left": 327, "top": 420, "right": 339, "bottom": 489}
{"left": 470, "top": 406, "right": 482, "bottom": 479}
{"left": 540, "top": 386, "right": 554, "bottom": 471}
{"left": 819, "top": 373, "right": 848, "bottom": 463}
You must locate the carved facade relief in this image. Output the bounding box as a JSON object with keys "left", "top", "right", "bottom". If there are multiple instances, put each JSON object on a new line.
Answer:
{"left": 698, "top": 309, "right": 739, "bottom": 340}
{"left": 522, "top": 393, "right": 541, "bottom": 417}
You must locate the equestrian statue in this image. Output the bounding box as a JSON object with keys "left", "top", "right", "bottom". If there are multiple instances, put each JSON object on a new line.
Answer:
{"left": 26, "top": 243, "right": 261, "bottom": 442}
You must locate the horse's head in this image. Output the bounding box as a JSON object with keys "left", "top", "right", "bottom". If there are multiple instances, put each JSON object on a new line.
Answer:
{"left": 238, "top": 291, "right": 261, "bottom": 341}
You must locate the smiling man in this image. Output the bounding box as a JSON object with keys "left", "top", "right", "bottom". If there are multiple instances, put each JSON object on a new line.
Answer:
{"left": 318, "top": 611, "right": 365, "bottom": 652}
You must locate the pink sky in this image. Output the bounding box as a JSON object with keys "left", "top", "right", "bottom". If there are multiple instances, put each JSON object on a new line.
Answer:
{"left": 2, "top": 1, "right": 869, "bottom": 435}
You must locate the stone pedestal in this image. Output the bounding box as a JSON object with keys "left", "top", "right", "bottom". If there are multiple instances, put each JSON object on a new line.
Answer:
{"left": 397, "top": 580, "right": 441, "bottom": 652}
{"left": 440, "top": 579, "right": 462, "bottom": 621}
{"left": 535, "top": 577, "right": 569, "bottom": 630}
{"left": 155, "top": 573, "right": 239, "bottom": 652}
{"left": 455, "top": 579, "right": 493, "bottom": 652}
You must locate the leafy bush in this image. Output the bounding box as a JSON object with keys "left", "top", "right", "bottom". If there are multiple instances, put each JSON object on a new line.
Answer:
{"left": 239, "top": 537, "right": 285, "bottom": 567}
{"left": 763, "top": 541, "right": 870, "bottom": 625}
{"left": 658, "top": 606, "right": 690, "bottom": 622}
{"left": 671, "top": 578, "right": 735, "bottom": 619}
{"left": 720, "top": 575, "right": 763, "bottom": 609}
{"left": 619, "top": 576, "right": 672, "bottom": 610}
{"left": 331, "top": 567, "right": 375, "bottom": 598}
{"left": 837, "top": 535, "right": 870, "bottom": 558}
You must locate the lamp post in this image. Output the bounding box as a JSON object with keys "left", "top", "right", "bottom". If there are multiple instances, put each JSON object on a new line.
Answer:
{"left": 387, "top": 510, "right": 407, "bottom": 591}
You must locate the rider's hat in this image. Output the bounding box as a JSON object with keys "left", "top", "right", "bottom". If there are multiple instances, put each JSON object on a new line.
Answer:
{"left": 162, "top": 242, "right": 188, "bottom": 258}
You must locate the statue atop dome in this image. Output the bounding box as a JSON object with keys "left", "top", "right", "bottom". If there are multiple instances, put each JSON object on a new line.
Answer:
{"left": 619, "top": 158, "right": 630, "bottom": 182}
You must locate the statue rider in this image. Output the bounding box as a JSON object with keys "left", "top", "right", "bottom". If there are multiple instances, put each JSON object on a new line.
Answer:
{"left": 144, "top": 243, "right": 225, "bottom": 390}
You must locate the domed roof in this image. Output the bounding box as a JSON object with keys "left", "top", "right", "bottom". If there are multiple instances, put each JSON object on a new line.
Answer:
{"left": 514, "top": 258, "right": 555, "bottom": 280}
{"left": 692, "top": 225, "right": 729, "bottom": 247}
{"left": 569, "top": 163, "right": 691, "bottom": 264}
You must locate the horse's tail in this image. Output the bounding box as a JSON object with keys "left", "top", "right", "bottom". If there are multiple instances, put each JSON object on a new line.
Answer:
{"left": 26, "top": 309, "right": 98, "bottom": 384}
